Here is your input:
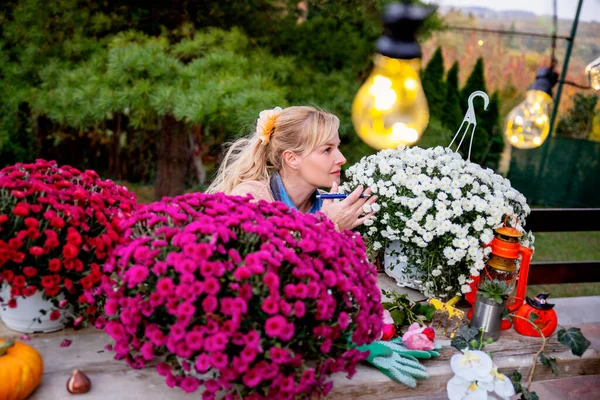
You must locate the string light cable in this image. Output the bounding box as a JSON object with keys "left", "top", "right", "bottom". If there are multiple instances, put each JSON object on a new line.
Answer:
{"left": 442, "top": 1, "right": 594, "bottom": 90}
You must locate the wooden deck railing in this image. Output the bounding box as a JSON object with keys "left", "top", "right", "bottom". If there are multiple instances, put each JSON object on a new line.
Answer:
{"left": 527, "top": 208, "right": 600, "bottom": 285}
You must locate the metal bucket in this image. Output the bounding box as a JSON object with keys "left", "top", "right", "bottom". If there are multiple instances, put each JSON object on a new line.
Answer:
{"left": 470, "top": 294, "right": 505, "bottom": 340}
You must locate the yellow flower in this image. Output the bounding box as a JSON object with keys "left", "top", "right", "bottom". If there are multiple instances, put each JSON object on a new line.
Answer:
{"left": 256, "top": 107, "right": 283, "bottom": 145}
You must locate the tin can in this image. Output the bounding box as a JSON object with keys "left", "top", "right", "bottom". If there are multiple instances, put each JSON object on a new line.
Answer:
{"left": 470, "top": 294, "right": 505, "bottom": 340}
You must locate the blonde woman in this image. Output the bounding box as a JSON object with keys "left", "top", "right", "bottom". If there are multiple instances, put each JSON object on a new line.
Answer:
{"left": 207, "top": 106, "right": 377, "bottom": 231}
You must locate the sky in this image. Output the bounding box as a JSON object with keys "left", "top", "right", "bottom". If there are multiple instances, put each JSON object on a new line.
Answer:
{"left": 432, "top": 0, "right": 600, "bottom": 23}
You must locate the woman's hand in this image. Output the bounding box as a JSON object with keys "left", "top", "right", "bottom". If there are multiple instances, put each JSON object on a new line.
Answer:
{"left": 320, "top": 182, "right": 378, "bottom": 231}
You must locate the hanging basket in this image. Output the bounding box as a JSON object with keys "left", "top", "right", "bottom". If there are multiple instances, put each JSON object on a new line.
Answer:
{"left": 383, "top": 240, "right": 423, "bottom": 291}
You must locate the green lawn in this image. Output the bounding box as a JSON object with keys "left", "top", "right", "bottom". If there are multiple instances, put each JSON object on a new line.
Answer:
{"left": 527, "top": 231, "right": 600, "bottom": 299}
{"left": 121, "top": 181, "right": 600, "bottom": 298}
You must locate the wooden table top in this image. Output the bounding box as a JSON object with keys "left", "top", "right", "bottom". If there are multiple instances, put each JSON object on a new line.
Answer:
{"left": 2, "top": 275, "right": 599, "bottom": 399}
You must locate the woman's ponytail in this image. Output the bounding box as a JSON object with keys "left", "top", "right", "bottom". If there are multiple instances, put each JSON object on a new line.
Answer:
{"left": 206, "top": 136, "right": 269, "bottom": 194}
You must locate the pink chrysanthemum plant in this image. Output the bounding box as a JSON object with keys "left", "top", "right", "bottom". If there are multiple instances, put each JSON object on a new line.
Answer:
{"left": 100, "top": 192, "right": 383, "bottom": 399}
{"left": 0, "top": 159, "right": 138, "bottom": 326}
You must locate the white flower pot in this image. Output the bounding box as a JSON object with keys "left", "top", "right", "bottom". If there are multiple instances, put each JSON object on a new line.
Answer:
{"left": 384, "top": 240, "right": 423, "bottom": 291}
{"left": 0, "top": 283, "right": 68, "bottom": 333}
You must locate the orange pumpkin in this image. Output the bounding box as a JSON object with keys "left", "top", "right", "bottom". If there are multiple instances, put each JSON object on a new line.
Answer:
{"left": 0, "top": 338, "right": 44, "bottom": 400}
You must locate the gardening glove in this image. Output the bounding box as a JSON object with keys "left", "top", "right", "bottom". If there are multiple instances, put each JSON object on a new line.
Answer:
{"left": 387, "top": 337, "right": 442, "bottom": 359}
{"left": 357, "top": 340, "right": 429, "bottom": 388}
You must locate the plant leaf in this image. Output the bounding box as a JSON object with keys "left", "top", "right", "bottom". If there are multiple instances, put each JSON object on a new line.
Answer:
{"left": 412, "top": 303, "right": 435, "bottom": 321}
{"left": 451, "top": 335, "right": 469, "bottom": 351}
{"left": 510, "top": 370, "right": 523, "bottom": 394}
{"left": 390, "top": 309, "right": 406, "bottom": 326}
{"left": 557, "top": 327, "right": 591, "bottom": 357}
{"left": 458, "top": 326, "right": 480, "bottom": 342}
{"left": 540, "top": 353, "right": 558, "bottom": 376}
{"left": 521, "top": 389, "right": 540, "bottom": 400}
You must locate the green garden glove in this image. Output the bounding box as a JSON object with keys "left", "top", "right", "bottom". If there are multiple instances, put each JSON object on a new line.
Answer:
{"left": 357, "top": 340, "right": 429, "bottom": 388}
{"left": 387, "top": 337, "right": 442, "bottom": 359}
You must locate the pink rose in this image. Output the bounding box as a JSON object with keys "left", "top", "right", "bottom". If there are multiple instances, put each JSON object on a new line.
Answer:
{"left": 401, "top": 322, "right": 436, "bottom": 350}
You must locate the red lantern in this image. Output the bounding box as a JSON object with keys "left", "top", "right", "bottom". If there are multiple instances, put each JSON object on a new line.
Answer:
{"left": 466, "top": 216, "right": 534, "bottom": 330}
{"left": 514, "top": 293, "right": 558, "bottom": 337}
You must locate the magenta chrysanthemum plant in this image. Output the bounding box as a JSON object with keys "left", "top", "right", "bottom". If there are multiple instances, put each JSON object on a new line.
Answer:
{"left": 100, "top": 192, "right": 383, "bottom": 400}
{"left": 0, "top": 159, "right": 138, "bottom": 326}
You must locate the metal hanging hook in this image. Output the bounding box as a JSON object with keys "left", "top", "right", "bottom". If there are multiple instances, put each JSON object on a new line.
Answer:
{"left": 448, "top": 90, "right": 490, "bottom": 161}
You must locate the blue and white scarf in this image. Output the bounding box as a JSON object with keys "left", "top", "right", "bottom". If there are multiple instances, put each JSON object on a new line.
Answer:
{"left": 269, "top": 173, "right": 322, "bottom": 214}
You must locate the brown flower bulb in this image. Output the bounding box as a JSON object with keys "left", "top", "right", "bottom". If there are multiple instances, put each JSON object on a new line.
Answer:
{"left": 66, "top": 369, "right": 91, "bottom": 394}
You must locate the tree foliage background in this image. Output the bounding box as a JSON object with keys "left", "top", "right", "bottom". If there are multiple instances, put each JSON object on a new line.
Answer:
{"left": 0, "top": 0, "right": 512, "bottom": 199}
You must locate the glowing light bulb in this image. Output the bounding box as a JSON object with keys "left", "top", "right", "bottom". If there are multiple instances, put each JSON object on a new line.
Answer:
{"left": 392, "top": 123, "right": 419, "bottom": 144}
{"left": 352, "top": 55, "right": 429, "bottom": 149}
{"left": 504, "top": 90, "right": 553, "bottom": 149}
{"left": 585, "top": 55, "right": 600, "bottom": 91}
{"left": 478, "top": 40, "right": 484, "bottom": 46}
{"left": 351, "top": 1, "right": 431, "bottom": 150}
{"left": 504, "top": 67, "right": 558, "bottom": 149}
{"left": 369, "top": 76, "right": 397, "bottom": 110}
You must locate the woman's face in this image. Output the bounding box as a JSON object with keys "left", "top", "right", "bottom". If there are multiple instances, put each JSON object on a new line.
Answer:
{"left": 298, "top": 132, "right": 347, "bottom": 188}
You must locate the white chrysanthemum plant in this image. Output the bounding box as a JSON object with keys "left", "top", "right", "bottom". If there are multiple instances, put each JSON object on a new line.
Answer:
{"left": 341, "top": 94, "right": 534, "bottom": 299}
{"left": 341, "top": 145, "right": 534, "bottom": 298}
{"left": 447, "top": 350, "right": 515, "bottom": 400}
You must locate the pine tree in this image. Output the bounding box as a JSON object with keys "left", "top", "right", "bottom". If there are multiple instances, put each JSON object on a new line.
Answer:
{"left": 458, "top": 58, "right": 489, "bottom": 164}
{"left": 441, "top": 61, "right": 463, "bottom": 131}
{"left": 556, "top": 93, "right": 599, "bottom": 139}
{"left": 480, "top": 91, "right": 505, "bottom": 169}
{"left": 460, "top": 57, "right": 487, "bottom": 113}
{"left": 422, "top": 47, "right": 446, "bottom": 113}
{"left": 481, "top": 90, "right": 500, "bottom": 139}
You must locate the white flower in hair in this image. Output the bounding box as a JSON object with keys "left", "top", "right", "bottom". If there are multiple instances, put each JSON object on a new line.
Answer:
{"left": 256, "top": 107, "right": 283, "bottom": 144}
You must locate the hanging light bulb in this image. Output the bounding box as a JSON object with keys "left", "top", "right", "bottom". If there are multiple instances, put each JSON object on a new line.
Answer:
{"left": 504, "top": 67, "right": 558, "bottom": 149}
{"left": 585, "top": 55, "right": 600, "bottom": 91}
{"left": 352, "top": 2, "right": 431, "bottom": 150}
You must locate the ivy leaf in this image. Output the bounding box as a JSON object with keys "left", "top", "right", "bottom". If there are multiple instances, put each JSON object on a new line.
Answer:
{"left": 451, "top": 335, "right": 469, "bottom": 351}
{"left": 390, "top": 309, "right": 406, "bottom": 326}
{"left": 510, "top": 370, "right": 523, "bottom": 394}
{"left": 540, "top": 353, "right": 558, "bottom": 376}
{"left": 458, "top": 326, "right": 480, "bottom": 342}
{"left": 557, "top": 327, "right": 591, "bottom": 357}
{"left": 412, "top": 303, "right": 435, "bottom": 321}
{"left": 521, "top": 389, "right": 540, "bottom": 400}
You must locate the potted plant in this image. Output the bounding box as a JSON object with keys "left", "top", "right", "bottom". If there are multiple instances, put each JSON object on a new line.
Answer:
{"left": 341, "top": 146, "right": 534, "bottom": 299}
{"left": 470, "top": 279, "right": 512, "bottom": 340}
{"left": 101, "top": 192, "right": 383, "bottom": 399}
{"left": 0, "top": 160, "right": 137, "bottom": 332}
